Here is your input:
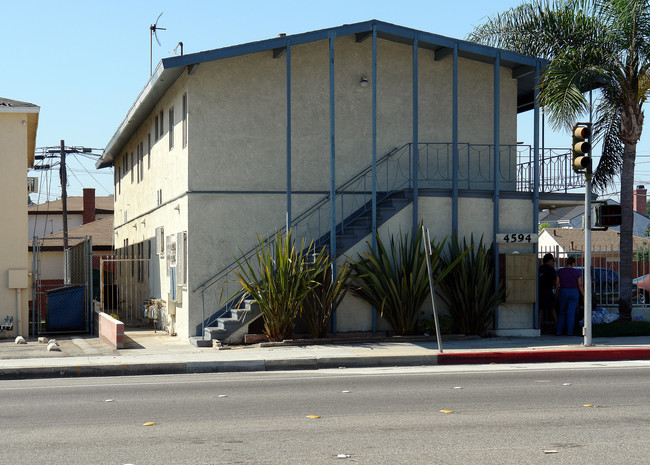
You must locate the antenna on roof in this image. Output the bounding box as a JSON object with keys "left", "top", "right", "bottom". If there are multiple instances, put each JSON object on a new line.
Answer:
{"left": 150, "top": 12, "right": 166, "bottom": 76}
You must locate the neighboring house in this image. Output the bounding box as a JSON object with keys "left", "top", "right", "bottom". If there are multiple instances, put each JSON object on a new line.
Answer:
{"left": 28, "top": 216, "right": 115, "bottom": 316}
{"left": 28, "top": 216, "right": 115, "bottom": 279}
{"left": 538, "top": 205, "right": 584, "bottom": 229}
{"left": 97, "top": 20, "right": 578, "bottom": 341}
{"left": 539, "top": 186, "right": 650, "bottom": 236}
{"left": 539, "top": 227, "right": 650, "bottom": 266}
{"left": 0, "top": 97, "right": 39, "bottom": 337}
{"left": 28, "top": 189, "right": 113, "bottom": 239}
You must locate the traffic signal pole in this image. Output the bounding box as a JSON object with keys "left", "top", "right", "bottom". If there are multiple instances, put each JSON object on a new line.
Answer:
{"left": 572, "top": 122, "right": 593, "bottom": 346}
{"left": 584, "top": 175, "right": 592, "bottom": 346}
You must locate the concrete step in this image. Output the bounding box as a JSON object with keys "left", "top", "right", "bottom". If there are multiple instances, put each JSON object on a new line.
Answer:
{"left": 189, "top": 336, "right": 213, "bottom": 347}
{"left": 204, "top": 326, "right": 227, "bottom": 339}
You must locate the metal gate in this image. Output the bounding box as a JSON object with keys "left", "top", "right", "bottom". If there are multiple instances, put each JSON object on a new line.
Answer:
{"left": 99, "top": 256, "right": 151, "bottom": 323}
{"left": 538, "top": 244, "right": 650, "bottom": 307}
{"left": 31, "top": 236, "right": 93, "bottom": 335}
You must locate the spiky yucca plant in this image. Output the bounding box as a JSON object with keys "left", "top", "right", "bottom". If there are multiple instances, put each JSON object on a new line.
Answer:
{"left": 436, "top": 234, "right": 506, "bottom": 336}
{"left": 349, "top": 225, "right": 458, "bottom": 335}
{"left": 233, "top": 230, "right": 315, "bottom": 341}
{"left": 302, "top": 252, "right": 353, "bottom": 338}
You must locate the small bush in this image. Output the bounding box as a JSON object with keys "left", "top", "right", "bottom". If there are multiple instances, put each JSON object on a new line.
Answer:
{"left": 592, "top": 320, "right": 650, "bottom": 338}
{"left": 436, "top": 234, "right": 505, "bottom": 336}
{"left": 348, "top": 224, "right": 462, "bottom": 335}
{"left": 301, "top": 252, "right": 353, "bottom": 338}
{"left": 232, "top": 230, "right": 315, "bottom": 342}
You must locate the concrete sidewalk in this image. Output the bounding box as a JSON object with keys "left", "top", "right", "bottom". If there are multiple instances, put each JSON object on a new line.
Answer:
{"left": 1, "top": 330, "right": 650, "bottom": 379}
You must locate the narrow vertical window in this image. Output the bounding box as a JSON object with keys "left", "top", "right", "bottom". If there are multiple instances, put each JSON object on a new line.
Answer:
{"left": 139, "top": 141, "right": 144, "bottom": 181}
{"left": 155, "top": 115, "right": 159, "bottom": 140}
{"left": 182, "top": 93, "right": 188, "bottom": 148}
{"left": 130, "top": 151, "right": 134, "bottom": 183}
{"left": 118, "top": 165, "right": 121, "bottom": 194}
{"left": 136, "top": 144, "right": 140, "bottom": 183}
{"left": 147, "top": 133, "right": 151, "bottom": 169}
{"left": 159, "top": 110, "right": 164, "bottom": 138}
{"left": 169, "top": 106, "right": 174, "bottom": 150}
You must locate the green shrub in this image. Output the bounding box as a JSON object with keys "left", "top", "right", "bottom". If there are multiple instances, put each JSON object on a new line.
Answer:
{"left": 348, "top": 224, "right": 461, "bottom": 335}
{"left": 232, "top": 230, "right": 315, "bottom": 341}
{"left": 436, "top": 234, "right": 505, "bottom": 336}
{"left": 301, "top": 252, "right": 353, "bottom": 338}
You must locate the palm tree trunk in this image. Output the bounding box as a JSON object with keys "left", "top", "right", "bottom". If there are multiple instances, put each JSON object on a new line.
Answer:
{"left": 618, "top": 140, "right": 637, "bottom": 321}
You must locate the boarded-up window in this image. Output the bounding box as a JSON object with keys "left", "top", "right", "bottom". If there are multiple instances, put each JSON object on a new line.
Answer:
{"left": 504, "top": 254, "right": 537, "bottom": 303}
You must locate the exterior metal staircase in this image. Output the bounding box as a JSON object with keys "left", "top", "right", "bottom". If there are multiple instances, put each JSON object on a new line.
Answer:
{"left": 190, "top": 144, "right": 413, "bottom": 346}
{"left": 190, "top": 189, "right": 412, "bottom": 347}
{"left": 190, "top": 140, "right": 577, "bottom": 346}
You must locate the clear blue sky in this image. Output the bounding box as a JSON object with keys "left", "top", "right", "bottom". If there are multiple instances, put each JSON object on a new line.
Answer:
{"left": 5, "top": 0, "right": 644, "bottom": 202}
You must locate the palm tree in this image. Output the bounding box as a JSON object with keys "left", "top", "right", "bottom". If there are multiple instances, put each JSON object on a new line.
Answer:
{"left": 469, "top": 0, "right": 650, "bottom": 320}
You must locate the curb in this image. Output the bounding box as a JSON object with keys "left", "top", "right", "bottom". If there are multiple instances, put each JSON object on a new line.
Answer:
{"left": 1, "top": 348, "right": 650, "bottom": 380}
{"left": 437, "top": 348, "right": 650, "bottom": 365}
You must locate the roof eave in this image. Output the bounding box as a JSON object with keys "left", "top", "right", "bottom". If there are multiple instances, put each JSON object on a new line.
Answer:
{"left": 98, "top": 19, "right": 544, "bottom": 168}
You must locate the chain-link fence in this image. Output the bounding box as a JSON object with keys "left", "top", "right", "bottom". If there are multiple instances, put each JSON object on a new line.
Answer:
{"left": 31, "top": 236, "right": 93, "bottom": 335}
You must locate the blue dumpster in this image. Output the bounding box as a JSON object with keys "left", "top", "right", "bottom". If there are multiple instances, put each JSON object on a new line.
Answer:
{"left": 46, "top": 285, "right": 85, "bottom": 330}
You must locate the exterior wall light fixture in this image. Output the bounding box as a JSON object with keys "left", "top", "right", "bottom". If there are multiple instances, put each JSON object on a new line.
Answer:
{"left": 360, "top": 77, "right": 369, "bottom": 87}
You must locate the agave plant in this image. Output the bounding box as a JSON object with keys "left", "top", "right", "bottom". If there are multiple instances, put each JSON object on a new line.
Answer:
{"left": 301, "top": 250, "right": 353, "bottom": 338}
{"left": 232, "top": 230, "right": 315, "bottom": 341}
{"left": 436, "top": 234, "right": 506, "bottom": 336}
{"left": 349, "top": 224, "right": 460, "bottom": 335}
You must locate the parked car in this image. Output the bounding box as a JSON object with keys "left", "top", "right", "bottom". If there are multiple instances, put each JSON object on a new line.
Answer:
{"left": 633, "top": 274, "right": 650, "bottom": 304}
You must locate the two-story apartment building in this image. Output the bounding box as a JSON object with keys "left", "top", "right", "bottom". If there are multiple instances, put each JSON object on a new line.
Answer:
{"left": 1, "top": 98, "right": 39, "bottom": 337}
{"left": 97, "top": 20, "right": 582, "bottom": 342}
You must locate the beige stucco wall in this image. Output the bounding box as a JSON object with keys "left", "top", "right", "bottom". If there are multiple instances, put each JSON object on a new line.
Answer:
{"left": 111, "top": 32, "right": 529, "bottom": 339}
{"left": 112, "top": 71, "right": 191, "bottom": 335}
{"left": 0, "top": 112, "right": 33, "bottom": 336}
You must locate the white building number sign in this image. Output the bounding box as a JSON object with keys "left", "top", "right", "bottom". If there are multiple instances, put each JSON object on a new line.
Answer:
{"left": 496, "top": 233, "right": 538, "bottom": 244}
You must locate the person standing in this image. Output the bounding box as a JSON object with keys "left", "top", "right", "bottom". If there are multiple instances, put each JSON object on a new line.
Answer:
{"left": 538, "top": 253, "right": 559, "bottom": 330}
{"left": 556, "top": 257, "right": 584, "bottom": 336}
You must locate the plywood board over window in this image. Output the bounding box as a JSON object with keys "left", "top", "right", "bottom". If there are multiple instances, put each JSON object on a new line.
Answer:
{"left": 502, "top": 253, "right": 537, "bottom": 303}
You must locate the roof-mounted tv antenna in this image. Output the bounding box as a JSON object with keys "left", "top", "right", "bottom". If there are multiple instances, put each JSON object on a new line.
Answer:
{"left": 174, "top": 41, "right": 184, "bottom": 56}
{"left": 150, "top": 12, "right": 166, "bottom": 76}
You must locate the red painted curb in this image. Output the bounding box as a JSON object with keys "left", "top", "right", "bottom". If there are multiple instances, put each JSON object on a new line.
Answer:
{"left": 437, "top": 348, "right": 650, "bottom": 365}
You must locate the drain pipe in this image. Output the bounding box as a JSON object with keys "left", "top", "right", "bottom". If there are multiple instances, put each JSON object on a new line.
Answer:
{"left": 15, "top": 288, "right": 21, "bottom": 337}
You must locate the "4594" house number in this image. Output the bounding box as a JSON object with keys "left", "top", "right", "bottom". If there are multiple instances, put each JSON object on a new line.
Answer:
{"left": 496, "top": 233, "right": 538, "bottom": 244}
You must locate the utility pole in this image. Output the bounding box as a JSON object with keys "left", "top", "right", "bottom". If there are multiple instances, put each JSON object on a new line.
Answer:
{"left": 37, "top": 143, "right": 103, "bottom": 250}
{"left": 59, "top": 140, "right": 69, "bottom": 250}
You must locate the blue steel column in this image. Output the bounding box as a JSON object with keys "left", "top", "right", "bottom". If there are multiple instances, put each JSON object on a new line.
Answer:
{"left": 412, "top": 36, "right": 419, "bottom": 234}
{"left": 286, "top": 39, "right": 292, "bottom": 230}
{"left": 329, "top": 33, "right": 337, "bottom": 333}
{"left": 371, "top": 25, "right": 378, "bottom": 332}
{"left": 329, "top": 33, "right": 336, "bottom": 258}
{"left": 371, "top": 26, "right": 378, "bottom": 251}
{"left": 451, "top": 44, "right": 459, "bottom": 233}
{"left": 533, "top": 61, "right": 541, "bottom": 329}
{"left": 493, "top": 53, "right": 501, "bottom": 329}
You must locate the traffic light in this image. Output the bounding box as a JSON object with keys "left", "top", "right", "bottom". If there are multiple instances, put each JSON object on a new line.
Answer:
{"left": 594, "top": 203, "right": 622, "bottom": 227}
{"left": 572, "top": 123, "right": 592, "bottom": 173}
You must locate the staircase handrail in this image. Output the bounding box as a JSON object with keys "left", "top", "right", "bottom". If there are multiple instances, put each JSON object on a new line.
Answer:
{"left": 193, "top": 143, "right": 409, "bottom": 294}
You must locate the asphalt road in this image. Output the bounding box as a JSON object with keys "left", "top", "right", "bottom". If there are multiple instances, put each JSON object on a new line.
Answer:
{"left": 1, "top": 362, "right": 650, "bottom": 464}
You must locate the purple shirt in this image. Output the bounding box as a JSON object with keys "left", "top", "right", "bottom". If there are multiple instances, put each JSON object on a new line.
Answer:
{"left": 557, "top": 267, "right": 581, "bottom": 289}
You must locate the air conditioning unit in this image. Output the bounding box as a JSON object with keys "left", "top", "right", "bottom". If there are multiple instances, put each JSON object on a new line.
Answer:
{"left": 27, "top": 177, "right": 38, "bottom": 193}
